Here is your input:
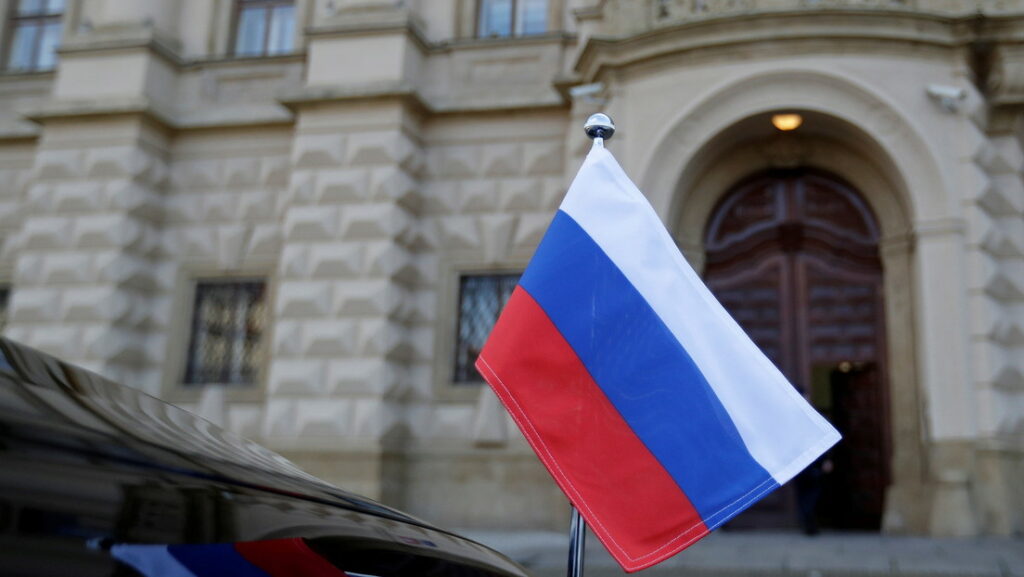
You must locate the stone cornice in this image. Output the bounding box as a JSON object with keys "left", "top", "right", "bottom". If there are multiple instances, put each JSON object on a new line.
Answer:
{"left": 575, "top": 9, "right": 983, "bottom": 81}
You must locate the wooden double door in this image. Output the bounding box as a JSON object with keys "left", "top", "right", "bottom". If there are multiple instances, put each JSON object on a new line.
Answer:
{"left": 704, "top": 170, "right": 890, "bottom": 531}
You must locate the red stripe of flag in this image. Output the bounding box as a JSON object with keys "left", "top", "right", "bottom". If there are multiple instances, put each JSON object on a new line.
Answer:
{"left": 235, "top": 538, "right": 348, "bottom": 577}
{"left": 476, "top": 287, "right": 709, "bottom": 572}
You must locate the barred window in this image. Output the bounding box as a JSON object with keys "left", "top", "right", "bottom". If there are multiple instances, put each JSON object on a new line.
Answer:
{"left": 454, "top": 273, "right": 520, "bottom": 384}
{"left": 233, "top": 0, "right": 295, "bottom": 57}
{"left": 5, "top": 0, "right": 64, "bottom": 71}
{"left": 184, "top": 280, "right": 267, "bottom": 386}
{"left": 477, "top": 0, "right": 547, "bottom": 38}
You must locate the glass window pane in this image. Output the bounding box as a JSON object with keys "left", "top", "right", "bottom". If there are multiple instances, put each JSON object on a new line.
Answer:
{"left": 44, "top": 0, "right": 65, "bottom": 14}
{"left": 266, "top": 4, "right": 295, "bottom": 55}
{"left": 16, "top": 0, "right": 44, "bottom": 15}
{"left": 184, "top": 280, "right": 266, "bottom": 386}
{"left": 478, "top": 0, "right": 512, "bottom": 38}
{"left": 454, "top": 273, "right": 520, "bottom": 383}
{"left": 234, "top": 6, "right": 268, "bottom": 56}
{"left": 7, "top": 24, "right": 39, "bottom": 70}
{"left": 516, "top": 0, "right": 548, "bottom": 35}
{"left": 36, "top": 22, "right": 61, "bottom": 70}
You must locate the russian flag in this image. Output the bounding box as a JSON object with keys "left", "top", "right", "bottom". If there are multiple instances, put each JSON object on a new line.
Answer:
{"left": 476, "top": 144, "right": 841, "bottom": 572}
{"left": 111, "top": 538, "right": 349, "bottom": 577}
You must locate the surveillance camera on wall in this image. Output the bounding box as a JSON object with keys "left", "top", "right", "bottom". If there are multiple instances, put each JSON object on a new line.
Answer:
{"left": 926, "top": 84, "right": 967, "bottom": 113}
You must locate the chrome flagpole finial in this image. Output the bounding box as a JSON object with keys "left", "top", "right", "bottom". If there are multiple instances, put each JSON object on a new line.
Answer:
{"left": 584, "top": 113, "right": 615, "bottom": 148}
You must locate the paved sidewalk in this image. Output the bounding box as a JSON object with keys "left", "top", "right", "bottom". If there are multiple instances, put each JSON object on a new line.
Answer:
{"left": 462, "top": 530, "right": 1024, "bottom": 577}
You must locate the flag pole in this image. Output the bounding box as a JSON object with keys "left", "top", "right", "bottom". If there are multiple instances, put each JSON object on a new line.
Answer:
{"left": 566, "top": 112, "right": 617, "bottom": 577}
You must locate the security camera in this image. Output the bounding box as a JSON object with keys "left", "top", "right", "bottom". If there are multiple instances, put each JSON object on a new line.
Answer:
{"left": 926, "top": 84, "right": 967, "bottom": 113}
{"left": 569, "top": 82, "right": 606, "bottom": 102}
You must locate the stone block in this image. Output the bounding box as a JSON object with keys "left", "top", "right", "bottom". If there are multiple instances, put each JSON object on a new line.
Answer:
{"left": 283, "top": 172, "right": 317, "bottom": 207}
{"left": 216, "top": 225, "right": 248, "bottom": 269}
{"left": 73, "top": 215, "right": 140, "bottom": 249}
{"left": 512, "top": 212, "right": 550, "bottom": 248}
{"left": 370, "top": 167, "right": 418, "bottom": 209}
{"left": 459, "top": 180, "right": 500, "bottom": 212}
{"left": 500, "top": 177, "right": 543, "bottom": 211}
{"left": 25, "top": 325, "right": 82, "bottom": 360}
{"left": 84, "top": 146, "right": 142, "bottom": 179}
{"left": 541, "top": 176, "right": 567, "bottom": 209}
{"left": 10, "top": 287, "right": 60, "bottom": 322}
{"left": 260, "top": 156, "right": 291, "bottom": 187}
{"left": 278, "top": 245, "right": 310, "bottom": 278}
{"left": 408, "top": 326, "right": 434, "bottom": 363}
{"left": 14, "top": 254, "right": 44, "bottom": 285}
{"left": 420, "top": 181, "right": 458, "bottom": 213}
{"left": 317, "top": 168, "right": 369, "bottom": 204}
{"left": 327, "top": 358, "right": 395, "bottom": 395}
{"left": 82, "top": 327, "right": 147, "bottom": 365}
{"left": 34, "top": 149, "right": 83, "bottom": 179}
{"left": 308, "top": 243, "right": 363, "bottom": 278}
{"left": 439, "top": 146, "right": 480, "bottom": 178}
{"left": 408, "top": 289, "right": 437, "bottom": 323}
{"left": 52, "top": 181, "right": 104, "bottom": 213}
{"left": 164, "top": 192, "right": 202, "bottom": 221}
{"left": 334, "top": 280, "right": 393, "bottom": 316}
{"left": 268, "top": 359, "right": 329, "bottom": 395}
{"left": 41, "top": 253, "right": 92, "bottom": 284}
{"left": 437, "top": 215, "right": 480, "bottom": 249}
{"left": 275, "top": 280, "right": 332, "bottom": 317}
{"left": 346, "top": 131, "right": 411, "bottom": 166}
{"left": 284, "top": 205, "right": 339, "bottom": 241}
{"left": 235, "top": 190, "right": 274, "bottom": 221}
{"left": 25, "top": 183, "right": 52, "bottom": 212}
{"left": 481, "top": 143, "right": 522, "bottom": 177}
{"left": 196, "top": 191, "right": 232, "bottom": 222}
{"left": 523, "top": 140, "right": 563, "bottom": 176}
{"left": 292, "top": 134, "right": 346, "bottom": 168}
{"left": 22, "top": 217, "right": 72, "bottom": 249}
{"left": 340, "top": 203, "right": 411, "bottom": 240}
{"left": 478, "top": 214, "right": 515, "bottom": 263}
{"left": 294, "top": 399, "right": 356, "bottom": 438}
{"left": 170, "top": 160, "right": 221, "bottom": 189}
{"left": 364, "top": 242, "right": 414, "bottom": 280}
{"left": 271, "top": 320, "right": 303, "bottom": 356}
{"left": 302, "top": 319, "right": 358, "bottom": 356}
{"left": 61, "top": 287, "right": 129, "bottom": 322}
{"left": 94, "top": 253, "right": 153, "bottom": 288}
{"left": 245, "top": 224, "right": 282, "bottom": 260}
{"left": 223, "top": 158, "right": 262, "bottom": 187}
{"left": 351, "top": 399, "right": 399, "bottom": 438}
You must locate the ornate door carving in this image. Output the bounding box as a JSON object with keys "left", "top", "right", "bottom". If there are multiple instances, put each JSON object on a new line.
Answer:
{"left": 704, "top": 170, "right": 890, "bottom": 530}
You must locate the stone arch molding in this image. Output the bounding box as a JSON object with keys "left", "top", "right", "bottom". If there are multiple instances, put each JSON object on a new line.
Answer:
{"left": 635, "top": 67, "right": 938, "bottom": 533}
{"left": 638, "top": 68, "right": 950, "bottom": 237}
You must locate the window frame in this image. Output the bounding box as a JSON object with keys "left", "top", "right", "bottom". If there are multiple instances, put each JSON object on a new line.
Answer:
{"left": 182, "top": 278, "right": 269, "bottom": 388}
{"left": 3, "top": 0, "right": 64, "bottom": 72}
{"left": 230, "top": 0, "right": 296, "bottom": 58}
{"left": 452, "top": 271, "right": 521, "bottom": 385}
{"left": 434, "top": 257, "right": 529, "bottom": 402}
{"left": 164, "top": 270, "right": 274, "bottom": 405}
{"left": 474, "top": 0, "right": 552, "bottom": 39}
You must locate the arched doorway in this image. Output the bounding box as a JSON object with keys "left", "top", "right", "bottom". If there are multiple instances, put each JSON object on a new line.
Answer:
{"left": 705, "top": 169, "right": 891, "bottom": 531}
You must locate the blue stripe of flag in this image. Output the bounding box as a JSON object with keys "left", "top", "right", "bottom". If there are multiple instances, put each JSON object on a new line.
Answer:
{"left": 519, "top": 210, "right": 777, "bottom": 523}
{"left": 168, "top": 543, "right": 271, "bottom": 577}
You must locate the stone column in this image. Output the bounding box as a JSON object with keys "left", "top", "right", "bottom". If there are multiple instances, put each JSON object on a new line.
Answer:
{"left": 262, "top": 5, "right": 425, "bottom": 502}
{"left": 5, "top": 1, "right": 180, "bottom": 392}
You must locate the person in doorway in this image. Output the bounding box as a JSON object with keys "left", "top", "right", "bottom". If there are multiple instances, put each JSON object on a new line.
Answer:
{"left": 795, "top": 452, "right": 834, "bottom": 535}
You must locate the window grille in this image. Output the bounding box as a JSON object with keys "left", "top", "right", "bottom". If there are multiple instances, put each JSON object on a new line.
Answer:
{"left": 233, "top": 0, "right": 295, "bottom": 57}
{"left": 454, "top": 273, "right": 520, "bottom": 383}
{"left": 184, "top": 280, "right": 267, "bottom": 386}
{"left": 5, "top": 0, "right": 64, "bottom": 71}
{"left": 477, "top": 0, "right": 547, "bottom": 38}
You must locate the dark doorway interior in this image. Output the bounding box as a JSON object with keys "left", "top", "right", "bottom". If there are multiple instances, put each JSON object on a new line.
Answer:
{"left": 703, "top": 169, "right": 891, "bottom": 531}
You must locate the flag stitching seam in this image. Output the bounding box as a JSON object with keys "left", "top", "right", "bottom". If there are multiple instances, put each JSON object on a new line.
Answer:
{"left": 478, "top": 354, "right": 784, "bottom": 567}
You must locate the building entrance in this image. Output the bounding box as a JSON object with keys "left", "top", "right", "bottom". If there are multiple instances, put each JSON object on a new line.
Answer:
{"left": 704, "top": 170, "right": 890, "bottom": 531}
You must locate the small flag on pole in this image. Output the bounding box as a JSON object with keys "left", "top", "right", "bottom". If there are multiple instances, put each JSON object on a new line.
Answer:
{"left": 111, "top": 538, "right": 349, "bottom": 577}
{"left": 475, "top": 141, "right": 841, "bottom": 572}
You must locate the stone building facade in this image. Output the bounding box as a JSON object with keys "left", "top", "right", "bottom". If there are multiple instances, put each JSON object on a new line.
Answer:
{"left": 0, "top": 0, "right": 1021, "bottom": 538}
